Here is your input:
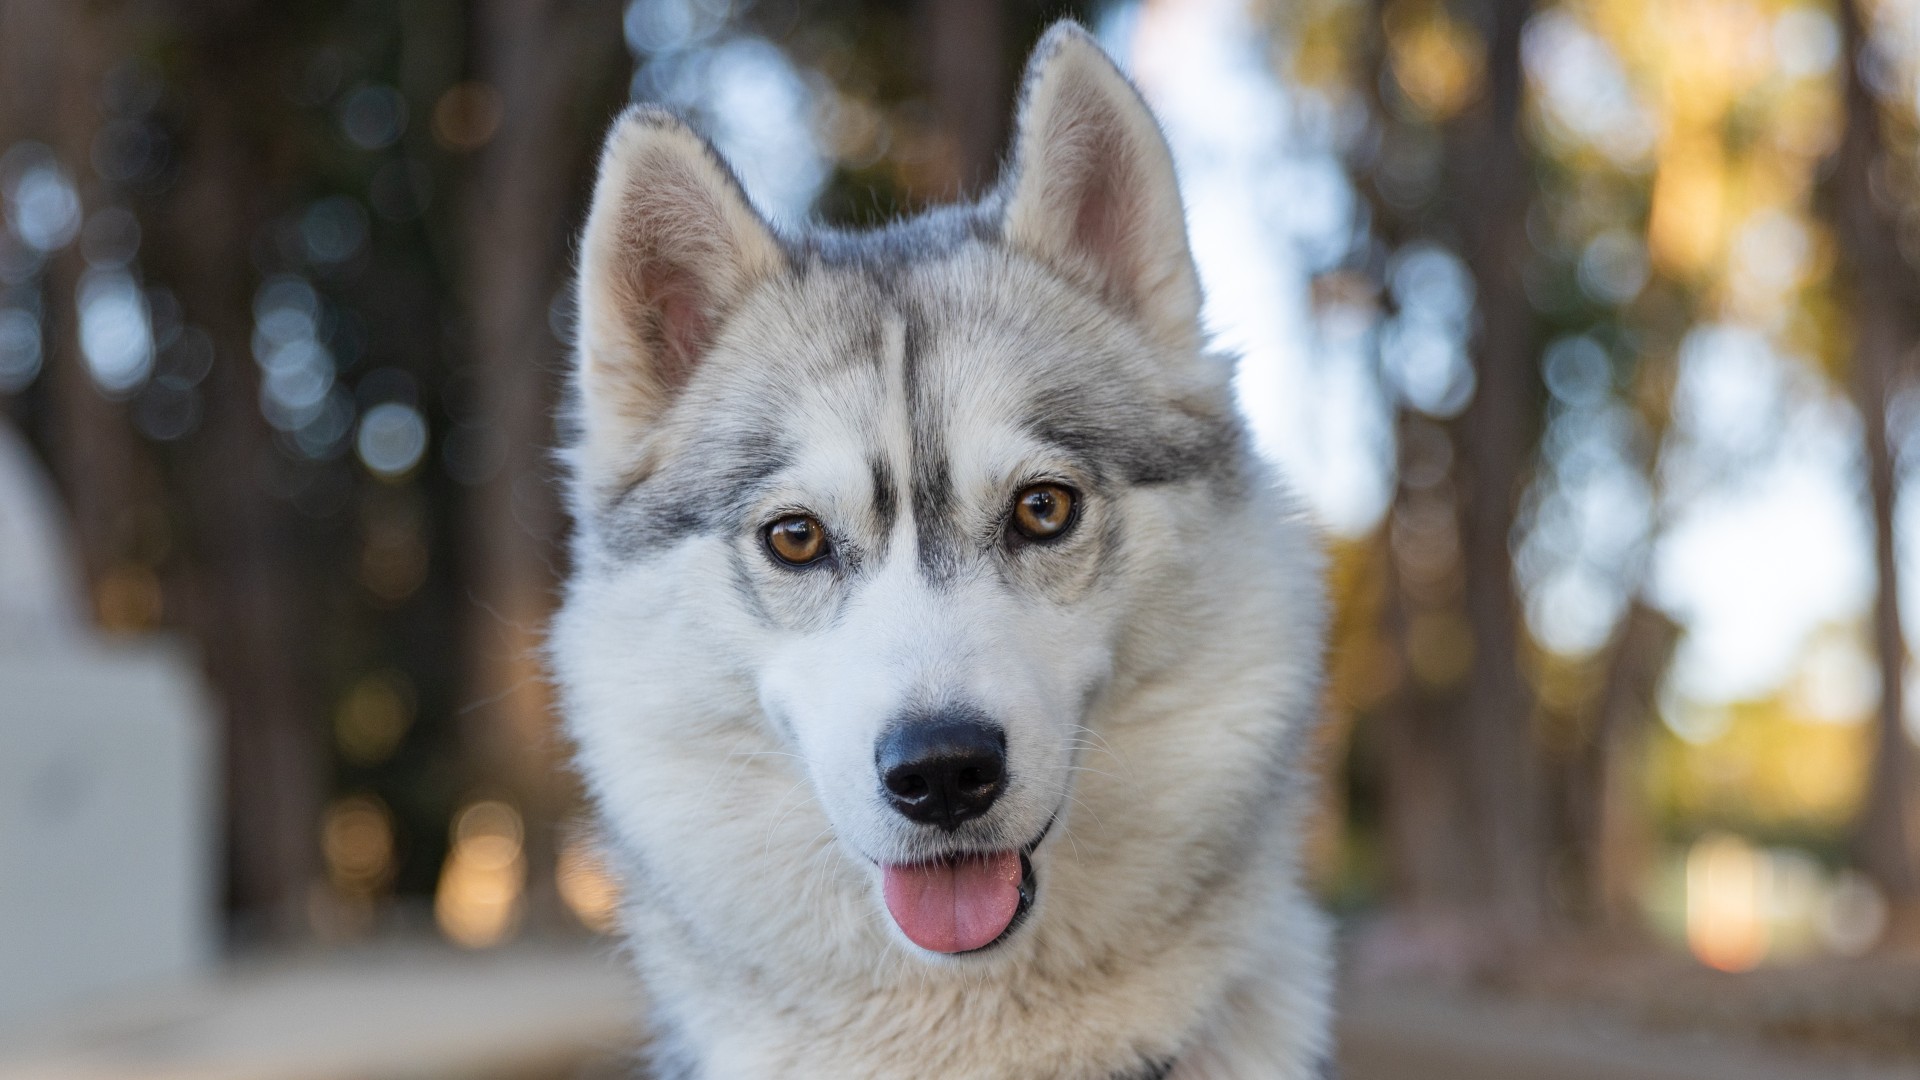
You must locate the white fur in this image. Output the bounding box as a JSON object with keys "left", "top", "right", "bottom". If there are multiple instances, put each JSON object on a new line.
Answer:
{"left": 553, "top": 23, "right": 1333, "bottom": 1080}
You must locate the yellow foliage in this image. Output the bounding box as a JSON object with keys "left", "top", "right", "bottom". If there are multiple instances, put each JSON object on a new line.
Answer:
{"left": 1280, "top": 0, "right": 1371, "bottom": 91}
{"left": 1548, "top": 0, "right": 1843, "bottom": 320}
{"left": 1384, "top": 0, "right": 1486, "bottom": 120}
{"left": 1324, "top": 535, "right": 1400, "bottom": 715}
{"left": 1649, "top": 694, "right": 1870, "bottom": 831}
{"left": 1648, "top": 134, "right": 1727, "bottom": 276}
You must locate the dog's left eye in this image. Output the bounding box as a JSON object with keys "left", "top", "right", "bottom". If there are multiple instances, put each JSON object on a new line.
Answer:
{"left": 766, "top": 514, "right": 830, "bottom": 566}
{"left": 1010, "top": 483, "right": 1076, "bottom": 542}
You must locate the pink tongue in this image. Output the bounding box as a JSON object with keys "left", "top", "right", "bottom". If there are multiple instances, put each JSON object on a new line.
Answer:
{"left": 881, "top": 852, "right": 1023, "bottom": 953}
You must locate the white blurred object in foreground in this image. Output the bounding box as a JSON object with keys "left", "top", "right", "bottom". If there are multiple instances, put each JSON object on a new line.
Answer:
{"left": 0, "top": 420, "right": 83, "bottom": 646}
{"left": 0, "top": 420, "right": 218, "bottom": 1027}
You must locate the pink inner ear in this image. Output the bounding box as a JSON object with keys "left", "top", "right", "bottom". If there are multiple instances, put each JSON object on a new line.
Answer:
{"left": 1071, "top": 140, "right": 1141, "bottom": 309}
{"left": 638, "top": 259, "right": 711, "bottom": 392}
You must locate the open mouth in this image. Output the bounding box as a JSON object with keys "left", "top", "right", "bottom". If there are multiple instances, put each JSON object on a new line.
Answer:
{"left": 878, "top": 821, "right": 1050, "bottom": 955}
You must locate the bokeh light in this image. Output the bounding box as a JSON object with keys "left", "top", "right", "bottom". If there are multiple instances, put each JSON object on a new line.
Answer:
{"left": 431, "top": 83, "right": 504, "bottom": 152}
{"left": 356, "top": 402, "right": 428, "bottom": 479}
{"left": 0, "top": 306, "right": 41, "bottom": 392}
{"left": 76, "top": 268, "right": 154, "bottom": 395}
{"left": 338, "top": 84, "right": 408, "bottom": 151}
{"left": 322, "top": 794, "right": 396, "bottom": 894}
{"left": 2, "top": 144, "right": 82, "bottom": 253}
{"left": 557, "top": 834, "right": 622, "bottom": 935}
{"left": 334, "top": 670, "right": 416, "bottom": 766}
{"left": 435, "top": 800, "right": 526, "bottom": 949}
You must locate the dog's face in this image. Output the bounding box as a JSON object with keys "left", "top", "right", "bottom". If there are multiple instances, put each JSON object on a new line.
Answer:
{"left": 563, "top": 27, "right": 1242, "bottom": 958}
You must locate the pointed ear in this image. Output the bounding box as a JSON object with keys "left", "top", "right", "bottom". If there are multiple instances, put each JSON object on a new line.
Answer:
{"left": 1001, "top": 23, "right": 1201, "bottom": 353}
{"left": 574, "top": 107, "right": 785, "bottom": 482}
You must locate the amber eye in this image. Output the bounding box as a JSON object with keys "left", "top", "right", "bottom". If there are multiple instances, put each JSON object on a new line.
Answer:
{"left": 766, "top": 514, "right": 829, "bottom": 566}
{"left": 1011, "top": 483, "right": 1076, "bottom": 542}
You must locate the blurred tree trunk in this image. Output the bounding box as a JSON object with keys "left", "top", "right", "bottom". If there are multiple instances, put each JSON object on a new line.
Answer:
{"left": 1437, "top": 0, "right": 1550, "bottom": 942}
{"left": 914, "top": 0, "right": 1009, "bottom": 195}
{"left": 1827, "top": 0, "right": 1920, "bottom": 938}
{"left": 1371, "top": 416, "right": 1478, "bottom": 913}
{"left": 461, "top": 0, "right": 627, "bottom": 922}
{"left": 1341, "top": 0, "right": 1551, "bottom": 953}
{"left": 0, "top": 0, "right": 146, "bottom": 609}
{"left": 149, "top": 1, "right": 328, "bottom": 936}
{"left": 1566, "top": 599, "right": 1679, "bottom": 926}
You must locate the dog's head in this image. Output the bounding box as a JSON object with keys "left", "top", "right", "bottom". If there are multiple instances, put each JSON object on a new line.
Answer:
{"left": 561, "top": 24, "right": 1261, "bottom": 958}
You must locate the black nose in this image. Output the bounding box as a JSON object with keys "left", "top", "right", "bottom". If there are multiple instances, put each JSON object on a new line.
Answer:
{"left": 876, "top": 716, "right": 1007, "bottom": 830}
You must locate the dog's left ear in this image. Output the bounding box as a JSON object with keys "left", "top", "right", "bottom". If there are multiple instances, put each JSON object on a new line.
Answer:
{"left": 1001, "top": 23, "right": 1201, "bottom": 353}
{"left": 574, "top": 107, "right": 786, "bottom": 486}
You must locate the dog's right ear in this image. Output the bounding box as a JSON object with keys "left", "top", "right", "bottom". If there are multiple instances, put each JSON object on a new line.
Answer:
{"left": 574, "top": 107, "right": 784, "bottom": 483}
{"left": 1000, "top": 23, "right": 1201, "bottom": 355}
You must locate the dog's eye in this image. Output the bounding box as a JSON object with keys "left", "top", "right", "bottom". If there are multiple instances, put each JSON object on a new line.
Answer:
{"left": 1010, "top": 483, "right": 1075, "bottom": 542}
{"left": 766, "top": 514, "right": 829, "bottom": 565}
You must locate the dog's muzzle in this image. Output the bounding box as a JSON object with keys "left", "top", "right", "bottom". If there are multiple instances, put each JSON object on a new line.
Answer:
{"left": 871, "top": 710, "right": 1055, "bottom": 954}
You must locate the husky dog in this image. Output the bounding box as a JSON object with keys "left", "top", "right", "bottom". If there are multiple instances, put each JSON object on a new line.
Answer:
{"left": 551, "top": 22, "right": 1333, "bottom": 1080}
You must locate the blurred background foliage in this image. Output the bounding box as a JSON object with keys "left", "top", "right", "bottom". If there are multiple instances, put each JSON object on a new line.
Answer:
{"left": 7, "top": 0, "right": 1920, "bottom": 1006}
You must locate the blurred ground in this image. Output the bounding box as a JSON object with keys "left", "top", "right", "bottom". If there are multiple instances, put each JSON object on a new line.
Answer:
{"left": 0, "top": 944, "right": 638, "bottom": 1080}
{"left": 3, "top": 942, "right": 1915, "bottom": 1080}
{"left": 1340, "top": 982, "right": 1917, "bottom": 1080}
{"left": 1510, "top": 947, "right": 1920, "bottom": 1066}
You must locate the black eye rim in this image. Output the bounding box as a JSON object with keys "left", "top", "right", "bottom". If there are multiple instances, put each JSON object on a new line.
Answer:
{"left": 763, "top": 513, "right": 832, "bottom": 567}
{"left": 1008, "top": 481, "right": 1080, "bottom": 544}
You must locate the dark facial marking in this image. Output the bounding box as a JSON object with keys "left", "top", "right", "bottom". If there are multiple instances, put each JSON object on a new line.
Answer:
{"left": 901, "top": 306, "right": 964, "bottom": 583}
{"left": 786, "top": 202, "right": 1001, "bottom": 273}
{"left": 726, "top": 546, "right": 776, "bottom": 626}
{"left": 1114, "top": 1057, "right": 1177, "bottom": 1080}
{"left": 1026, "top": 393, "right": 1241, "bottom": 492}
{"left": 910, "top": 452, "right": 959, "bottom": 581}
{"left": 869, "top": 455, "right": 899, "bottom": 538}
{"left": 598, "top": 426, "right": 791, "bottom": 560}
{"left": 858, "top": 307, "right": 889, "bottom": 371}
{"left": 1089, "top": 504, "right": 1128, "bottom": 585}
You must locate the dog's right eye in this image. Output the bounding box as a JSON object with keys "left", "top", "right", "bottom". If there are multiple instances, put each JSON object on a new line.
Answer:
{"left": 765, "top": 514, "right": 830, "bottom": 566}
{"left": 1010, "top": 483, "right": 1076, "bottom": 542}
